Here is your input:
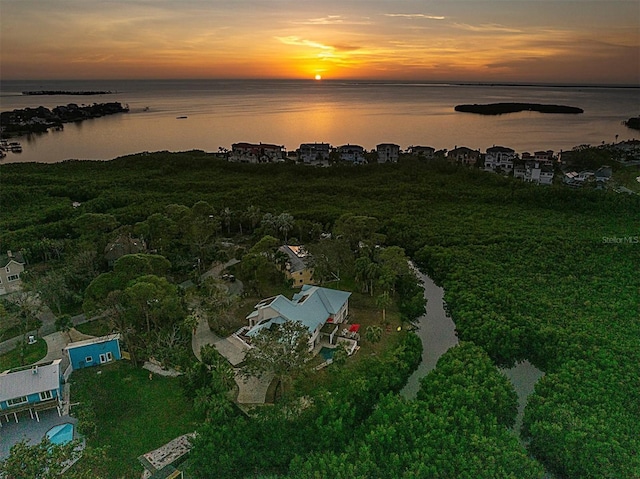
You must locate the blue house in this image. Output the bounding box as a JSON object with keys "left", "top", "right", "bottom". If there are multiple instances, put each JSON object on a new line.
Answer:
{"left": 64, "top": 334, "right": 122, "bottom": 371}
{"left": 0, "top": 359, "right": 63, "bottom": 423}
{"left": 245, "top": 285, "right": 351, "bottom": 351}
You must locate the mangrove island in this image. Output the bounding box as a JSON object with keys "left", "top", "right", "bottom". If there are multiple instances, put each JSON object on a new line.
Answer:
{"left": 454, "top": 102, "right": 584, "bottom": 115}
{"left": 0, "top": 102, "right": 129, "bottom": 137}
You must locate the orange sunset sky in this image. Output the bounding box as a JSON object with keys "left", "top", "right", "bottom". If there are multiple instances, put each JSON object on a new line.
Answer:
{"left": 1, "top": 0, "right": 638, "bottom": 84}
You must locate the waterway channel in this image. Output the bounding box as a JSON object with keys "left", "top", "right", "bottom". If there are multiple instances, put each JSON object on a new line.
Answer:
{"left": 400, "top": 263, "right": 544, "bottom": 432}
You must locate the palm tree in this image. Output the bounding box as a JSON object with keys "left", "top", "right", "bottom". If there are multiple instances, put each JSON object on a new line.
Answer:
{"left": 221, "top": 207, "right": 233, "bottom": 234}
{"left": 376, "top": 291, "right": 392, "bottom": 324}
{"left": 246, "top": 205, "right": 261, "bottom": 232}
{"left": 277, "top": 213, "right": 294, "bottom": 244}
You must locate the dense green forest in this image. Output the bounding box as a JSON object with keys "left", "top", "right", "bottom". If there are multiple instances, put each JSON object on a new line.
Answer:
{"left": 1, "top": 151, "right": 639, "bottom": 478}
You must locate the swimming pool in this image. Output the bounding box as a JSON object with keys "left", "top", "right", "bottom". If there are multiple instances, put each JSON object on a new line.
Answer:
{"left": 319, "top": 347, "right": 335, "bottom": 361}
{"left": 46, "top": 423, "right": 74, "bottom": 445}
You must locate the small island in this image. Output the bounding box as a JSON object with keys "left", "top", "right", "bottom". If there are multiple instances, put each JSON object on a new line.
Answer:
{"left": 454, "top": 102, "right": 584, "bottom": 115}
{"left": 22, "top": 90, "right": 113, "bottom": 96}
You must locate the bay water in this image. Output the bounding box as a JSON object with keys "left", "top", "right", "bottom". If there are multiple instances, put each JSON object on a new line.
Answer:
{"left": 1, "top": 79, "right": 638, "bottom": 164}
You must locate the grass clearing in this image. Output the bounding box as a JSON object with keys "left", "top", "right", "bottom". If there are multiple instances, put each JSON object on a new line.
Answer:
{"left": 75, "top": 318, "right": 113, "bottom": 337}
{"left": 0, "top": 338, "right": 47, "bottom": 371}
{"left": 69, "top": 361, "right": 203, "bottom": 478}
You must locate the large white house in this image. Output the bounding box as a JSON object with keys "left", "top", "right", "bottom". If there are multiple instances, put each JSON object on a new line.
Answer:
{"left": 244, "top": 285, "right": 351, "bottom": 351}
{"left": 484, "top": 146, "right": 517, "bottom": 172}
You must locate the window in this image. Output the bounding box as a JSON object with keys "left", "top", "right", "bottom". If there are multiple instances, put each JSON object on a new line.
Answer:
{"left": 7, "top": 274, "right": 19, "bottom": 282}
{"left": 8, "top": 396, "right": 28, "bottom": 406}
{"left": 100, "top": 352, "right": 113, "bottom": 363}
{"left": 85, "top": 356, "right": 93, "bottom": 363}
{"left": 40, "top": 390, "right": 53, "bottom": 401}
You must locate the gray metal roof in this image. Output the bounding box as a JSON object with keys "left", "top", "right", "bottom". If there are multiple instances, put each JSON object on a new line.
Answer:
{"left": 0, "top": 359, "right": 61, "bottom": 403}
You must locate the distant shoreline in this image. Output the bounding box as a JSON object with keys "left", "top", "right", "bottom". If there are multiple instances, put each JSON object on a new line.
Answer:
{"left": 22, "top": 90, "right": 114, "bottom": 96}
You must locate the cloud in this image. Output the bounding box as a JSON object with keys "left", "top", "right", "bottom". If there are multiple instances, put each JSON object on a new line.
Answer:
{"left": 276, "top": 36, "right": 360, "bottom": 52}
{"left": 384, "top": 14, "right": 445, "bottom": 20}
{"left": 292, "top": 15, "right": 372, "bottom": 26}
{"left": 452, "top": 23, "right": 523, "bottom": 34}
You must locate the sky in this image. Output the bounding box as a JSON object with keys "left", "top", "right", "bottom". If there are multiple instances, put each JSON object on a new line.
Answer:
{"left": 1, "top": 0, "right": 638, "bottom": 84}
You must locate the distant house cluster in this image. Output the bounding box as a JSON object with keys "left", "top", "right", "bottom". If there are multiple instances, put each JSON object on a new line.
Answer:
{"left": 220, "top": 138, "right": 640, "bottom": 189}
{"left": 226, "top": 141, "right": 403, "bottom": 165}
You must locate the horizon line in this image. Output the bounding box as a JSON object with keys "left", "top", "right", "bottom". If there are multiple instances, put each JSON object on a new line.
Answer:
{"left": 2, "top": 78, "right": 639, "bottom": 89}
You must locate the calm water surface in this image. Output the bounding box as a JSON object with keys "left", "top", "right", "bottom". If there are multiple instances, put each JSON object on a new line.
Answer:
{"left": 1, "top": 80, "right": 638, "bottom": 163}
{"left": 401, "top": 265, "right": 544, "bottom": 433}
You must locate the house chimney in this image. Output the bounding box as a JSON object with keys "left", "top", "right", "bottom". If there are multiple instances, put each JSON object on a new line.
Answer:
{"left": 32, "top": 365, "right": 38, "bottom": 374}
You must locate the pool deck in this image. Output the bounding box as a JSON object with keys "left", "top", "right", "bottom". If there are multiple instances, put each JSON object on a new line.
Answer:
{"left": 0, "top": 408, "right": 78, "bottom": 460}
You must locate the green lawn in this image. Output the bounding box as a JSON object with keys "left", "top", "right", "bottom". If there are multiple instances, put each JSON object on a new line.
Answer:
{"left": 68, "top": 361, "right": 203, "bottom": 478}
{"left": 0, "top": 338, "right": 47, "bottom": 371}
{"left": 74, "top": 318, "right": 113, "bottom": 337}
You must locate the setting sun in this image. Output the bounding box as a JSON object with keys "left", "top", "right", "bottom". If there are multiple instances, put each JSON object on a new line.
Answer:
{"left": 315, "top": 74, "right": 322, "bottom": 81}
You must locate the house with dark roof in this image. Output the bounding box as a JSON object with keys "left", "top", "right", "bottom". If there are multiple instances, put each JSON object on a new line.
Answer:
{"left": 448, "top": 146, "right": 480, "bottom": 166}
{"left": 0, "top": 250, "right": 25, "bottom": 296}
{"left": 337, "top": 144, "right": 366, "bottom": 164}
{"left": 408, "top": 145, "right": 436, "bottom": 158}
{"left": 245, "top": 285, "right": 351, "bottom": 351}
{"left": 278, "top": 245, "right": 315, "bottom": 287}
{"left": 298, "top": 143, "right": 331, "bottom": 165}
{"left": 376, "top": 143, "right": 401, "bottom": 163}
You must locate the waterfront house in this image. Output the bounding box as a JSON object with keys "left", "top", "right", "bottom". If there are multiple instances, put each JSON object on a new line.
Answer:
{"left": 0, "top": 359, "right": 63, "bottom": 423}
{"left": 0, "top": 250, "right": 25, "bottom": 296}
{"left": 484, "top": 146, "right": 516, "bottom": 173}
{"left": 337, "top": 144, "right": 366, "bottom": 164}
{"left": 534, "top": 150, "right": 555, "bottom": 164}
{"left": 63, "top": 334, "right": 121, "bottom": 371}
{"left": 244, "top": 285, "right": 351, "bottom": 352}
{"left": 279, "top": 245, "right": 315, "bottom": 287}
{"left": 448, "top": 146, "right": 480, "bottom": 166}
{"left": 376, "top": 143, "right": 401, "bottom": 163}
{"left": 408, "top": 145, "right": 436, "bottom": 158}
{"left": 298, "top": 143, "right": 331, "bottom": 165}
{"left": 520, "top": 161, "right": 554, "bottom": 185}
{"left": 230, "top": 142, "right": 285, "bottom": 163}
{"left": 104, "top": 235, "right": 146, "bottom": 268}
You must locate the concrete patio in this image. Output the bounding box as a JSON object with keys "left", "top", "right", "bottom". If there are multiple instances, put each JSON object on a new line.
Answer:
{"left": 0, "top": 408, "right": 78, "bottom": 460}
